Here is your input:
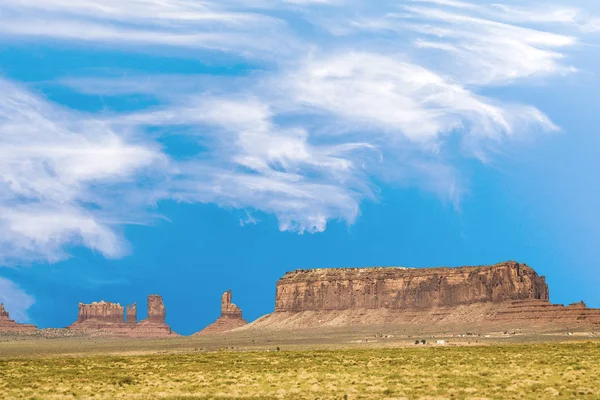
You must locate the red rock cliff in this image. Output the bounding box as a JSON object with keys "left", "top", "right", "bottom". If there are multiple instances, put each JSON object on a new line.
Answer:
{"left": 136, "top": 295, "right": 175, "bottom": 336}
{"left": 76, "top": 301, "right": 125, "bottom": 323}
{"left": 126, "top": 303, "right": 137, "bottom": 325}
{"left": 69, "top": 295, "right": 175, "bottom": 337}
{"left": 221, "top": 290, "right": 243, "bottom": 318}
{"left": 146, "top": 295, "right": 166, "bottom": 323}
{"left": 275, "top": 261, "right": 549, "bottom": 312}
{"left": 0, "top": 303, "right": 37, "bottom": 332}
{"left": 194, "top": 290, "right": 248, "bottom": 335}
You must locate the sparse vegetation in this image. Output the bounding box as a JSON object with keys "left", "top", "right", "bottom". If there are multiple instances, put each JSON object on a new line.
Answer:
{"left": 0, "top": 342, "right": 599, "bottom": 399}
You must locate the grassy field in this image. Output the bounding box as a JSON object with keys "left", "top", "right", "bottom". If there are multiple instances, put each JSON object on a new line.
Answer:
{"left": 0, "top": 341, "right": 599, "bottom": 399}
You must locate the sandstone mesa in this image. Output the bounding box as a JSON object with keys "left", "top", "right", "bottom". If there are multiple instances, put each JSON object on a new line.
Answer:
{"left": 276, "top": 261, "right": 548, "bottom": 311}
{"left": 2, "top": 261, "right": 600, "bottom": 336}
{"left": 247, "top": 261, "right": 600, "bottom": 331}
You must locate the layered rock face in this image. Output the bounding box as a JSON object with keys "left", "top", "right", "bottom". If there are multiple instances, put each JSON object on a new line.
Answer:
{"left": 0, "top": 304, "right": 37, "bottom": 332}
{"left": 136, "top": 295, "right": 175, "bottom": 336}
{"left": 146, "top": 295, "right": 166, "bottom": 323}
{"left": 75, "top": 301, "right": 125, "bottom": 325}
{"left": 247, "top": 261, "right": 600, "bottom": 331}
{"left": 69, "top": 295, "right": 175, "bottom": 337}
{"left": 70, "top": 301, "right": 125, "bottom": 330}
{"left": 195, "top": 290, "right": 248, "bottom": 335}
{"left": 221, "top": 291, "right": 243, "bottom": 318}
{"left": 126, "top": 303, "right": 137, "bottom": 325}
{"left": 276, "top": 261, "right": 549, "bottom": 312}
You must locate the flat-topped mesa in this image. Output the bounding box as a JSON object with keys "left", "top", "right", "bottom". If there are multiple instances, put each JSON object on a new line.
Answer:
{"left": 275, "top": 261, "right": 549, "bottom": 312}
{"left": 75, "top": 301, "right": 125, "bottom": 324}
{"left": 194, "top": 290, "right": 248, "bottom": 335}
{"left": 244, "top": 261, "right": 600, "bottom": 331}
{"left": 0, "top": 303, "right": 37, "bottom": 332}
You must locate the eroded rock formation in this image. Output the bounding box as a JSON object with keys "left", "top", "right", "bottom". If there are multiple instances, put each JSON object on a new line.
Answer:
{"left": 69, "top": 295, "right": 175, "bottom": 337}
{"left": 275, "top": 261, "right": 548, "bottom": 311}
{"left": 126, "top": 303, "right": 137, "bottom": 325}
{"left": 146, "top": 295, "right": 166, "bottom": 323}
{"left": 75, "top": 301, "right": 125, "bottom": 325}
{"left": 0, "top": 303, "right": 37, "bottom": 332}
{"left": 247, "top": 261, "right": 600, "bottom": 331}
{"left": 195, "top": 290, "right": 248, "bottom": 335}
{"left": 136, "top": 295, "right": 174, "bottom": 336}
{"left": 221, "top": 290, "right": 243, "bottom": 318}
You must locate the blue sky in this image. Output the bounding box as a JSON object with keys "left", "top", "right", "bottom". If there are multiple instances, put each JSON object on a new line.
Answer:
{"left": 0, "top": 0, "right": 599, "bottom": 335}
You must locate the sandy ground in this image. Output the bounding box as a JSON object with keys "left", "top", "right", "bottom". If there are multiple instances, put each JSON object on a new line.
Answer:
{"left": 1, "top": 324, "right": 599, "bottom": 359}
{"left": 2, "top": 326, "right": 600, "bottom": 399}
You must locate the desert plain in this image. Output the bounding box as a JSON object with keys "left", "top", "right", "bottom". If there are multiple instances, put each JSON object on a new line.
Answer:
{"left": 1, "top": 326, "right": 600, "bottom": 399}
{"left": 2, "top": 262, "right": 600, "bottom": 399}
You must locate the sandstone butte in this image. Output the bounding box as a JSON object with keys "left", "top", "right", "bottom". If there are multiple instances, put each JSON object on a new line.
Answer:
{"left": 194, "top": 290, "right": 248, "bottom": 335}
{"left": 247, "top": 261, "right": 600, "bottom": 331}
{"left": 68, "top": 295, "right": 177, "bottom": 338}
{"left": 0, "top": 303, "right": 37, "bottom": 332}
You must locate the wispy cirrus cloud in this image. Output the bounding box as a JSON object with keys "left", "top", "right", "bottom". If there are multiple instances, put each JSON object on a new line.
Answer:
{"left": 116, "top": 97, "right": 377, "bottom": 233}
{"left": 82, "top": 49, "right": 553, "bottom": 228}
{"left": 0, "top": 277, "right": 35, "bottom": 323}
{"left": 1, "top": 0, "right": 598, "bottom": 263}
{"left": 0, "top": 0, "right": 298, "bottom": 57}
{"left": 582, "top": 18, "right": 600, "bottom": 33}
{"left": 410, "top": 0, "right": 580, "bottom": 23}
{"left": 275, "top": 52, "right": 557, "bottom": 144}
{"left": 0, "top": 78, "right": 165, "bottom": 264}
{"left": 400, "top": 4, "right": 578, "bottom": 84}
{"left": 330, "top": 1, "right": 581, "bottom": 85}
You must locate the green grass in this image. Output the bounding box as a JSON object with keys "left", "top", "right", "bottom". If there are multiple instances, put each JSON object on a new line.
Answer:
{"left": 0, "top": 342, "right": 599, "bottom": 399}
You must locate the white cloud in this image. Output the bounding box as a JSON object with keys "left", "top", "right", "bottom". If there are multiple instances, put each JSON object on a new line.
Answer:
{"left": 4, "top": 0, "right": 264, "bottom": 22}
{"left": 116, "top": 97, "right": 376, "bottom": 233}
{"left": 173, "top": 164, "right": 364, "bottom": 233}
{"left": 0, "top": 205, "right": 124, "bottom": 264}
{"left": 402, "top": 5, "right": 577, "bottom": 84}
{"left": 0, "top": 0, "right": 272, "bottom": 25}
{"left": 278, "top": 52, "right": 557, "bottom": 145}
{"left": 93, "top": 48, "right": 554, "bottom": 231}
{"left": 0, "top": 0, "right": 298, "bottom": 58}
{"left": 0, "top": 277, "right": 35, "bottom": 323}
{"left": 582, "top": 18, "right": 600, "bottom": 33}
{"left": 1, "top": 0, "right": 597, "bottom": 261}
{"left": 334, "top": 2, "right": 581, "bottom": 85}
{"left": 0, "top": 78, "right": 165, "bottom": 264}
{"left": 411, "top": 0, "right": 580, "bottom": 24}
